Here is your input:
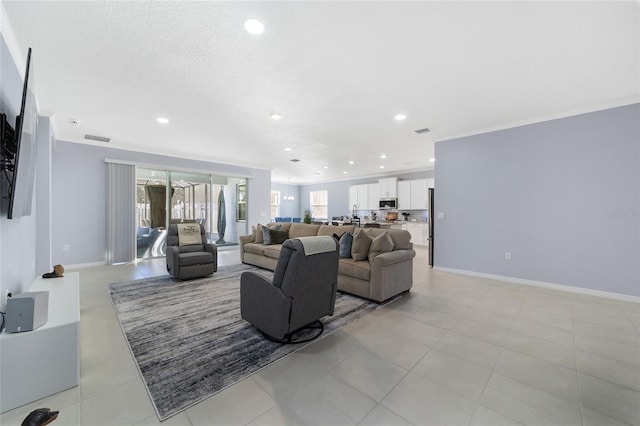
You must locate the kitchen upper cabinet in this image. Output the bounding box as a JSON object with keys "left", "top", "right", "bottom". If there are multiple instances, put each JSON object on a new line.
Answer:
{"left": 349, "top": 186, "right": 358, "bottom": 211}
{"left": 357, "top": 185, "right": 368, "bottom": 210}
{"left": 397, "top": 180, "right": 411, "bottom": 210}
{"left": 398, "top": 179, "right": 428, "bottom": 209}
{"left": 410, "top": 179, "right": 428, "bottom": 209}
{"left": 427, "top": 178, "right": 435, "bottom": 188}
{"left": 367, "top": 183, "right": 379, "bottom": 210}
{"left": 378, "top": 177, "right": 398, "bottom": 198}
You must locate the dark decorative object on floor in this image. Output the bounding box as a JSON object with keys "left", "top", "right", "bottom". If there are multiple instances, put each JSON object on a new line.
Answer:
{"left": 21, "top": 408, "right": 59, "bottom": 426}
{"left": 216, "top": 187, "right": 226, "bottom": 244}
{"left": 108, "top": 264, "right": 394, "bottom": 420}
{"left": 42, "top": 264, "right": 64, "bottom": 279}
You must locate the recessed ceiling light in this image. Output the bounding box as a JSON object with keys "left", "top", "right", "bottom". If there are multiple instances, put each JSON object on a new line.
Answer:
{"left": 380, "top": 154, "right": 387, "bottom": 159}
{"left": 429, "top": 158, "right": 436, "bottom": 162}
{"left": 379, "top": 165, "right": 385, "bottom": 169}
{"left": 343, "top": 171, "right": 348, "bottom": 174}
{"left": 244, "top": 19, "right": 264, "bottom": 35}
{"left": 284, "top": 147, "right": 292, "bottom": 151}
{"left": 323, "top": 165, "right": 329, "bottom": 169}
{"left": 394, "top": 114, "right": 407, "bottom": 121}
{"left": 348, "top": 160, "right": 355, "bottom": 165}
{"left": 271, "top": 113, "right": 282, "bottom": 120}
{"left": 156, "top": 117, "right": 169, "bottom": 124}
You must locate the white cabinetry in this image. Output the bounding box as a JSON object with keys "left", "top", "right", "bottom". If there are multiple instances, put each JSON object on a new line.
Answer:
{"left": 397, "top": 180, "right": 411, "bottom": 210}
{"left": 349, "top": 185, "right": 358, "bottom": 211}
{"left": 367, "top": 183, "right": 379, "bottom": 209}
{"left": 410, "top": 179, "right": 428, "bottom": 209}
{"left": 350, "top": 183, "right": 380, "bottom": 211}
{"left": 398, "top": 179, "right": 429, "bottom": 210}
{"left": 357, "top": 185, "right": 368, "bottom": 210}
{"left": 1, "top": 273, "right": 80, "bottom": 413}
{"left": 378, "top": 177, "right": 398, "bottom": 198}
{"left": 407, "top": 222, "right": 428, "bottom": 246}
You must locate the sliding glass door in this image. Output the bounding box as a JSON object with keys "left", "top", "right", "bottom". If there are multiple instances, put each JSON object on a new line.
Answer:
{"left": 135, "top": 168, "right": 246, "bottom": 259}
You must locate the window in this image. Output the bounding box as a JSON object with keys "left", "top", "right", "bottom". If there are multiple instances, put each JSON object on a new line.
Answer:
{"left": 310, "top": 190, "right": 328, "bottom": 220}
{"left": 271, "top": 191, "right": 280, "bottom": 220}
{"left": 237, "top": 184, "right": 246, "bottom": 222}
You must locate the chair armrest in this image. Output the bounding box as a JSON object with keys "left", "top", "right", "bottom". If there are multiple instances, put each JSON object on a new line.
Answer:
{"left": 166, "top": 245, "right": 181, "bottom": 275}
{"left": 204, "top": 243, "right": 218, "bottom": 272}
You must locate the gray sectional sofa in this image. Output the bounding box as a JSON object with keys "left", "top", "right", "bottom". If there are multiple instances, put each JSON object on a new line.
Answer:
{"left": 239, "top": 222, "right": 416, "bottom": 302}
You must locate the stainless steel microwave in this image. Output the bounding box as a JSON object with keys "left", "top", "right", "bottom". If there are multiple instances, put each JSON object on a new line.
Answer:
{"left": 379, "top": 199, "right": 397, "bottom": 209}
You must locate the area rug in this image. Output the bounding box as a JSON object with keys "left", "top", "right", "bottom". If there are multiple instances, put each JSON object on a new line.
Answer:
{"left": 108, "top": 264, "right": 385, "bottom": 421}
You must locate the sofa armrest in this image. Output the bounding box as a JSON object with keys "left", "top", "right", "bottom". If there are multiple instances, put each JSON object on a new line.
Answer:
{"left": 369, "top": 249, "right": 416, "bottom": 302}
{"left": 239, "top": 234, "right": 254, "bottom": 263}
{"left": 372, "top": 249, "right": 416, "bottom": 267}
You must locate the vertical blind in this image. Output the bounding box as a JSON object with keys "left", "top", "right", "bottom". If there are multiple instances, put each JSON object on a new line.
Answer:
{"left": 107, "top": 162, "right": 136, "bottom": 264}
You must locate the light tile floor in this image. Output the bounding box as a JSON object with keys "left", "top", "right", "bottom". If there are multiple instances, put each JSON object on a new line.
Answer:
{"left": 1, "top": 246, "right": 639, "bottom": 425}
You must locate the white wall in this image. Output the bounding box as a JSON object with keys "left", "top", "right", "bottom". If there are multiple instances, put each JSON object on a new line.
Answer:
{"left": 0, "top": 31, "right": 38, "bottom": 308}
{"left": 434, "top": 104, "right": 640, "bottom": 297}
{"left": 51, "top": 141, "right": 271, "bottom": 266}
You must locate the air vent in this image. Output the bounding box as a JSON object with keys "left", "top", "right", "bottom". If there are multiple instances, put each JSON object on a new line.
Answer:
{"left": 84, "top": 134, "right": 111, "bottom": 143}
{"left": 290, "top": 158, "right": 300, "bottom": 162}
{"left": 414, "top": 128, "right": 431, "bottom": 134}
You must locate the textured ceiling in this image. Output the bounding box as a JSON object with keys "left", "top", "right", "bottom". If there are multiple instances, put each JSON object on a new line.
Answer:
{"left": 3, "top": 1, "right": 639, "bottom": 183}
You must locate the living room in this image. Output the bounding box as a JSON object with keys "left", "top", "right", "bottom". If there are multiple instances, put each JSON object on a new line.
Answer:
{"left": 1, "top": 1, "right": 639, "bottom": 425}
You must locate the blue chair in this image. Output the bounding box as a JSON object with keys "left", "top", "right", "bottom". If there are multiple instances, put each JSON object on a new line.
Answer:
{"left": 292, "top": 217, "right": 301, "bottom": 223}
{"left": 275, "top": 217, "right": 284, "bottom": 222}
{"left": 283, "top": 217, "right": 292, "bottom": 222}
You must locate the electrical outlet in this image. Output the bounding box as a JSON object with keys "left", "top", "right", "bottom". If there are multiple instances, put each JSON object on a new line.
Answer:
{"left": 63, "top": 244, "right": 69, "bottom": 252}
{"left": 505, "top": 252, "right": 512, "bottom": 261}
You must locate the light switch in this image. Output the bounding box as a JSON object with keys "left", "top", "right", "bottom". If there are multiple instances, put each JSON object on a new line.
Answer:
{"left": 437, "top": 212, "right": 445, "bottom": 219}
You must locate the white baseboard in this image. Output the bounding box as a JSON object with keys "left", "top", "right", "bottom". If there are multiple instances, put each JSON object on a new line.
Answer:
{"left": 63, "top": 261, "right": 107, "bottom": 270}
{"left": 433, "top": 267, "right": 640, "bottom": 304}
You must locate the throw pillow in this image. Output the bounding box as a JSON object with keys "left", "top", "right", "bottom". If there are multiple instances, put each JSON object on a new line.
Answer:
{"left": 338, "top": 232, "right": 353, "bottom": 258}
{"left": 259, "top": 223, "right": 282, "bottom": 244}
{"left": 254, "top": 224, "right": 265, "bottom": 244}
{"left": 351, "top": 230, "right": 373, "bottom": 261}
{"left": 368, "top": 231, "right": 395, "bottom": 263}
{"left": 267, "top": 228, "right": 289, "bottom": 245}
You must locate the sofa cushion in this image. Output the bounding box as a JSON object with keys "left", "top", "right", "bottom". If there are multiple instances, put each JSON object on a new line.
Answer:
{"left": 368, "top": 231, "right": 395, "bottom": 263}
{"left": 318, "top": 224, "right": 356, "bottom": 237}
{"left": 338, "top": 258, "right": 371, "bottom": 281}
{"left": 244, "top": 243, "right": 266, "bottom": 256}
{"left": 263, "top": 245, "right": 283, "bottom": 259}
{"left": 289, "top": 223, "right": 321, "bottom": 238}
{"left": 351, "top": 230, "right": 373, "bottom": 261}
{"left": 338, "top": 232, "right": 354, "bottom": 258}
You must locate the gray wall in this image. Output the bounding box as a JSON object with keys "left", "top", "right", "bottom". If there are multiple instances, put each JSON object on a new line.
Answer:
{"left": 0, "top": 34, "right": 38, "bottom": 307}
{"left": 51, "top": 141, "right": 271, "bottom": 265}
{"left": 271, "top": 182, "right": 301, "bottom": 219}
{"left": 434, "top": 104, "right": 640, "bottom": 297}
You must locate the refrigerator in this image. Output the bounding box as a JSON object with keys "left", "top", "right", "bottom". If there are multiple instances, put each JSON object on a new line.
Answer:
{"left": 428, "top": 188, "right": 434, "bottom": 267}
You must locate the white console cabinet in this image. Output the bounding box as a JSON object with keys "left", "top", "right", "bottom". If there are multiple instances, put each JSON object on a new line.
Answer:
{"left": 0, "top": 273, "right": 80, "bottom": 413}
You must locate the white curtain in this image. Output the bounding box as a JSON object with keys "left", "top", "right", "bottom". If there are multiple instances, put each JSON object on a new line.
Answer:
{"left": 107, "top": 162, "right": 135, "bottom": 264}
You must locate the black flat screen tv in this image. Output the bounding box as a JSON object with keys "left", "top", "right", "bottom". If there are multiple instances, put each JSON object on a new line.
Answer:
{"left": 7, "top": 47, "right": 38, "bottom": 219}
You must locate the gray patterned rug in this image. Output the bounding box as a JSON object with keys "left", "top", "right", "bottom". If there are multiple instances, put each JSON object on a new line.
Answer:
{"left": 108, "top": 264, "right": 384, "bottom": 421}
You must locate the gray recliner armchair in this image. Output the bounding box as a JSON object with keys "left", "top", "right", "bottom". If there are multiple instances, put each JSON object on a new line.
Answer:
{"left": 166, "top": 224, "right": 217, "bottom": 280}
{"left": 240, "top": 236, "right": 339, "bottom": 343}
